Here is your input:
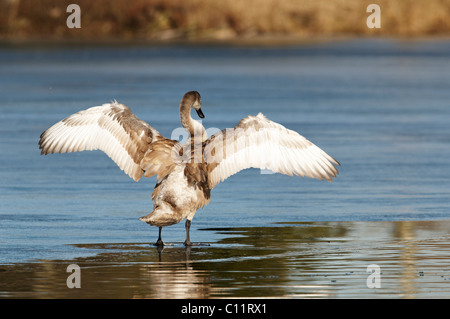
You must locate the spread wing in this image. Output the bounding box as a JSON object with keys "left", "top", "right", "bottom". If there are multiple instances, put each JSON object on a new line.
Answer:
{"left": 39, "top": 101, "right": 166, "bottom": 181}
{"left": 203, "top": 113, "right": 340, "bottom": 189}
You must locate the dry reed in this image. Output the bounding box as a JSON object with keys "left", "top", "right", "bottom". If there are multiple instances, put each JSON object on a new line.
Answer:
{"left": 1, "top": 0, "right": 449, "bottom": 41}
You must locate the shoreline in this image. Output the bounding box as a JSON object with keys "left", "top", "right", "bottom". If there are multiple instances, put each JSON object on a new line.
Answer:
{"left": 1, "top": 34, "right": 449, "bottom": 49}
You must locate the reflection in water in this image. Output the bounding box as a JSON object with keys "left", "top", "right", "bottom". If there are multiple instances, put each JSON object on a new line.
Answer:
{"left": 136, "top": 246, "right": 215, "bottom": 299}
{"left": 394, "top": 222, "right": 418, "bottom": 298}
{"left": 1, "top": 221, "right": 450, "bottom": 298}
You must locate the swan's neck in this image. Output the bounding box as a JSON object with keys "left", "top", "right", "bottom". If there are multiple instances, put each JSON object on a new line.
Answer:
{"left": 180, "top": 100, "right": 206, "bottom": 142}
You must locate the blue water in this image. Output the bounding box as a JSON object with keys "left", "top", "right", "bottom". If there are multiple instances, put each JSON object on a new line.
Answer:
{"left": 1, "top": 39, "right": 450, "bottom": 265}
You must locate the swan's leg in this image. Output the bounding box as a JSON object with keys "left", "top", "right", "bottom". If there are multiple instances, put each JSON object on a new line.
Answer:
{"left": 184, "top": 219, "right": 192, "bottom": 246}
{"left": 154, "top": 227, "right": 164, "bottom": 246}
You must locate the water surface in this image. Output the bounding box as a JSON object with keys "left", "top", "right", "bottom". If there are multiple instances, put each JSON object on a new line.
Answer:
{"left": 1, "top": 221, "right": 450, "bottom": 298}
{"left": 0, "top": 39, "right": 449, "bottom": 298}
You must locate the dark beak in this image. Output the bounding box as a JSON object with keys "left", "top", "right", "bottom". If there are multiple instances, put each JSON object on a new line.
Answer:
{"left": 196, "top": 108, "right": 205, "bottom": 118}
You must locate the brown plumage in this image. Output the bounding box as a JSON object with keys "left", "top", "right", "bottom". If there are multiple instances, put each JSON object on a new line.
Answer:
{"left": 39, "top": 91, "right": 340, "bottom": 246}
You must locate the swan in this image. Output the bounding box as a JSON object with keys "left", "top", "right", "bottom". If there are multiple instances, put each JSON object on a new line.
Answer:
{"left": 39, "top": 91, "right": 340, "bottom": 246}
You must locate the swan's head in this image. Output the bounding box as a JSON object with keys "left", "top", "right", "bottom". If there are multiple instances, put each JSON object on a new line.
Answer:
{"left": 185, "top": 90, "right": 204, "bottom": 119}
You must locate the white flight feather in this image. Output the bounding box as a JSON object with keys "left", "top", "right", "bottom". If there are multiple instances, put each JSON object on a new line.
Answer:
{"left": 205, "top": 114, "right": 339, "bottom": 188}
{"left": 40, "top": 104, "right": 146, "bottom": 181}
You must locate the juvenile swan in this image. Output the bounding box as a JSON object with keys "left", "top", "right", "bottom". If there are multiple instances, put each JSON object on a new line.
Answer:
{"left": 39, "top": 91, "right": 340, "bottom": 246}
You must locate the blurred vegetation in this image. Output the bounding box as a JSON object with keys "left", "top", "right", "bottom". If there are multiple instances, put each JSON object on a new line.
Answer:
{"left": 1, "top": 0, "right": 449, "bottom": 42}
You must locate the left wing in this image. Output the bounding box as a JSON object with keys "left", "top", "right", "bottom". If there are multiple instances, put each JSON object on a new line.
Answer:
{"left": 203, "top": 113, "right": 340, "bottom": 189}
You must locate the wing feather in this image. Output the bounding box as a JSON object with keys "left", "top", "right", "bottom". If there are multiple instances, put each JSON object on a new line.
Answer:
{"left": 39, "top": 102, "right": 164, "bottom": 181}
{"left": 204, "top": 113, "right": 340, "bottom": 189}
